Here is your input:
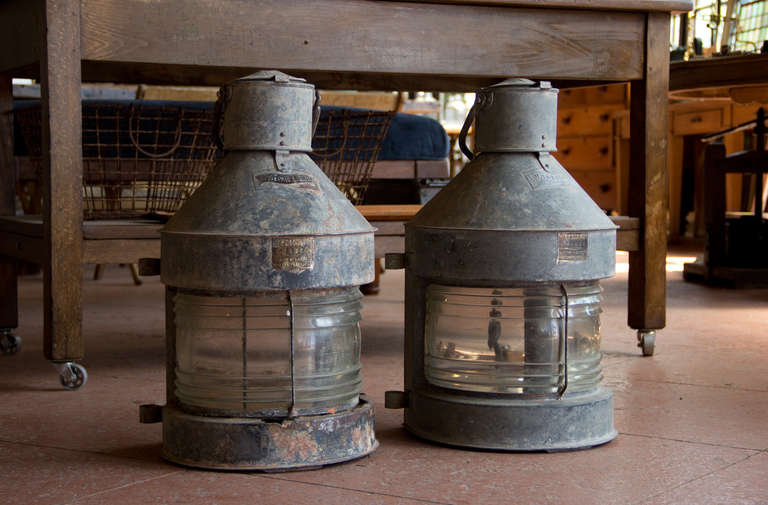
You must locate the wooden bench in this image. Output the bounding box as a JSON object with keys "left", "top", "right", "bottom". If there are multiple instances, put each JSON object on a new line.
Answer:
{"left": 0, "top": 206, "right": 639, "bottom": 266}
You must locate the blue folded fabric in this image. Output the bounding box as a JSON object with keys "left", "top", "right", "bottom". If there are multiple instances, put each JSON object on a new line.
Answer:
{"left": 13, "top": 101, "right": 449, "bottom": 161}
{"left": 319, "top": 105, "right": 448, "bottom": 161}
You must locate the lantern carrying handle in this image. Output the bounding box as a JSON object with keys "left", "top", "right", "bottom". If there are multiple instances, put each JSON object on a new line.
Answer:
{"left": 311, "top": 89, "right": 321, "bottom": 136}
{"left": 212, "top": 86, "right": 231, "bottom": 150}
{"left": 459, "top": 90, "right": 493, "bottom": 161}
{"left": 458, "top": 102, "right": 477, "bottom": 161}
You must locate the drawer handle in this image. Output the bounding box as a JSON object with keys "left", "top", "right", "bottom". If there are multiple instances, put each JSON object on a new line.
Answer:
{"left": 562, "top": 148, "right": 572, "bottom": 156}
{"left": 599, "top": 113, "right": 610, "bottom": 122}
{"left": 562, "top": 116, "right": 572, "bottom": 125}
{"left": 599, "top": 146, "right": 609, "bottom": 156}
{"left": 690, "top": 116, "right": 703, "bottom": 123}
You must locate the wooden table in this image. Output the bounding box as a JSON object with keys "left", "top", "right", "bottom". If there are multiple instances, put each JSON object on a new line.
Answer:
{"left": 0, "top": 0, "right": 690, "bottom": 366}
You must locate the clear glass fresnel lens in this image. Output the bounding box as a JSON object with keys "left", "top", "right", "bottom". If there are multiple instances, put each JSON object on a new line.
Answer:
{"left": 424, "top": 282, "right": 603, "bottom": 396}
{"left": 174, "top": 288, "right": 363, "bottom": 417}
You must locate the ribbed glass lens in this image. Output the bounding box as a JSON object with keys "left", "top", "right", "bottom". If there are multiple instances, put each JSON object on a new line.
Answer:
{"left": 174, "top": 288, "right": 362, "bottom": 417}
{"left": 424, "top": 282, "right": 602, "bottom": 396}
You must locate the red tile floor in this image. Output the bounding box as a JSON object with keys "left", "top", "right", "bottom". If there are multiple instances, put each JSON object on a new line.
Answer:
{"left": 1, "top": 249, "right": 767, "bottom": 504}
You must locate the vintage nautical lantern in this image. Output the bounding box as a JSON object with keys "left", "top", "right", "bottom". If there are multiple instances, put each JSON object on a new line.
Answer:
{"left": 141, "top": 71, "right": 377, "bottom": 470}
{"left": 386, "top": 79, "right": 618, "bottom": 451}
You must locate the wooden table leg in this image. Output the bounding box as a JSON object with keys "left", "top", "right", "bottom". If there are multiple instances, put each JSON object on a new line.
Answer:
{"left": 0, "top": 74, "right": 19, "bottom": 348}
{"left": 628, "top": 12, "right": 670, "bottom": 356}
{"left": 40, "top": 0, "right": 84, "bottom": 362}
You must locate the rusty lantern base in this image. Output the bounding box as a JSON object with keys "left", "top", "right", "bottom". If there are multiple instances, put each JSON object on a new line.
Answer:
{"left": 162, "top": 398, "right": 377, "bottom": 471}
{"left": 404, "top": 387, "right": 617, "bottom": 452}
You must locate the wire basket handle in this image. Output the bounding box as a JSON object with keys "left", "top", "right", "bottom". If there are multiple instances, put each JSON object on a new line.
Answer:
{"left": 128, "top": 105, "right": 183, "bottom": 158}
{"left": 310, "top": 113, "right": 352, "bottom": 159}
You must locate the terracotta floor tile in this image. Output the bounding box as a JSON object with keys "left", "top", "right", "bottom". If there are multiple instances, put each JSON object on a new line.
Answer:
{"left": 273, "top": 429, "right": 753, "bottom": 505}
{"left": 0, "top": 441, "right": 177, "bottom": 505}
{"left": 67, "top": 471, "right": 444, "bottom": 505}
{"left": 638, "top": 451, "right": 768, "bottom": 505}
{"left": 610, "top": 371, "right": 768, "bottom": 450}
{"left": 0, "top": 374, "right": 165, "bottom": 459}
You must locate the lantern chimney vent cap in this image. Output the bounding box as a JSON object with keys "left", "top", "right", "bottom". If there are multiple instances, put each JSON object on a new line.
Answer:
{"left": 235, "top": 70, "right": 307, "bottom": 83}
{"left": 487, "top": 78, "right": 551, "bottom": 89}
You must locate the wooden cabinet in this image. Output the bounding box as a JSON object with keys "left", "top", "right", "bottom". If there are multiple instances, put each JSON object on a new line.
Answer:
{"left": 732, "top": 103, "right": 768, "bottom": 125}
{"left": 554, "top": 135, "right": 613, "bottom": 171}
{"left": 569, "top": 169, "right": 617, "bottom": 211}
{"left": 559, "top": 84, "right": 628, "bottom": 108}
{"left": 665, "top": 100, "right": 768, "bottom": 239}
{"left": 671, "top": 104, "right": 729, "bottom": 135}
{"left": 556, "top": 83, "right": 628, "bottom": 211}
{"left": 557, "top": 105, "right": 617, "bottom": 137}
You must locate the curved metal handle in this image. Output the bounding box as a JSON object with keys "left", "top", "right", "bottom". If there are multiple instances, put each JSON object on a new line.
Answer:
{"left": 459, "top": 102, "right": 477, "bottom": 161}
{"left": 212, "top": 86, "right": 231, "bottom": 150}
{"left": 129, "top": 106, "right": 183, "bottom": 158}
{"left": 311, "top": 89, "right": 321, "bottom": 137}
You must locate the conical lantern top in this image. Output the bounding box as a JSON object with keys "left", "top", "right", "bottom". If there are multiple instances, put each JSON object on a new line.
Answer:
{"left": 161, "top": 71, "right": 374, "bottom": 292}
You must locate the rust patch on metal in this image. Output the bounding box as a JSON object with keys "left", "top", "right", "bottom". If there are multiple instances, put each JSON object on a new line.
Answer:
{"left": 268, "top": 426, "right": 322, "bottom": 463}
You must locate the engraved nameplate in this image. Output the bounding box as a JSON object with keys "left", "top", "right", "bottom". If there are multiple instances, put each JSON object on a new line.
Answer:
{"left": 557, "top": 232, "right": 588, "bottom": 263}
{"left": 256, "top": 173, "right": 314, "bottom": 185}
{"left": 255, "top": 172, "right": 319, "bottom": 193}
{"left": 523, "top": 168, "right": 567, "bottom": 191}
{"left": 271, "top": 237, "right": 316, "bottom": 274}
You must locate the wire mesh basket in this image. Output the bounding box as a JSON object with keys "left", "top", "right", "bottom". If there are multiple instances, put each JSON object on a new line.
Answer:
{"left": 15, "top": 101, "right": 217, "bottom": 220}
{"left": 310, "top": 108, "right": 395, "bottom": 205}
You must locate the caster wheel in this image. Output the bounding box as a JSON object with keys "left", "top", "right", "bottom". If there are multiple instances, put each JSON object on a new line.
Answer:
{"left": 0, "top": 331, "right": 21, "bottom": 355}
{"left": 637, "top": 330, "right": 655, "bottom": 357}
{"left": 55, "top": 363, "right": 88, "bottom": 390}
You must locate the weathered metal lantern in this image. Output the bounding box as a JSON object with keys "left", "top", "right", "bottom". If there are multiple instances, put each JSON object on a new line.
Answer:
{"left": 386, "top": 79, "right": 618, "bottom": 451}
{"left": 145, "top": 71, "right": 377, "bottom": 470}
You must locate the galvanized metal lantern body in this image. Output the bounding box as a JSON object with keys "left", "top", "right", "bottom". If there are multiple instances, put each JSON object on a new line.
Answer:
{"left": 390, "top": 80, "right": 618, "bottom": 451}
{"left": 158, "top": 71, "right": 377, "bottom": 470}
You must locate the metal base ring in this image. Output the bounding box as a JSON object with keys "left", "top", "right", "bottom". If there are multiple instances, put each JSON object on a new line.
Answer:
{"left": 404, "top": 387, "right": 616, "bottom": 452}
{"left": 162, "top": 398, "right": 377, "bottom": 471}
